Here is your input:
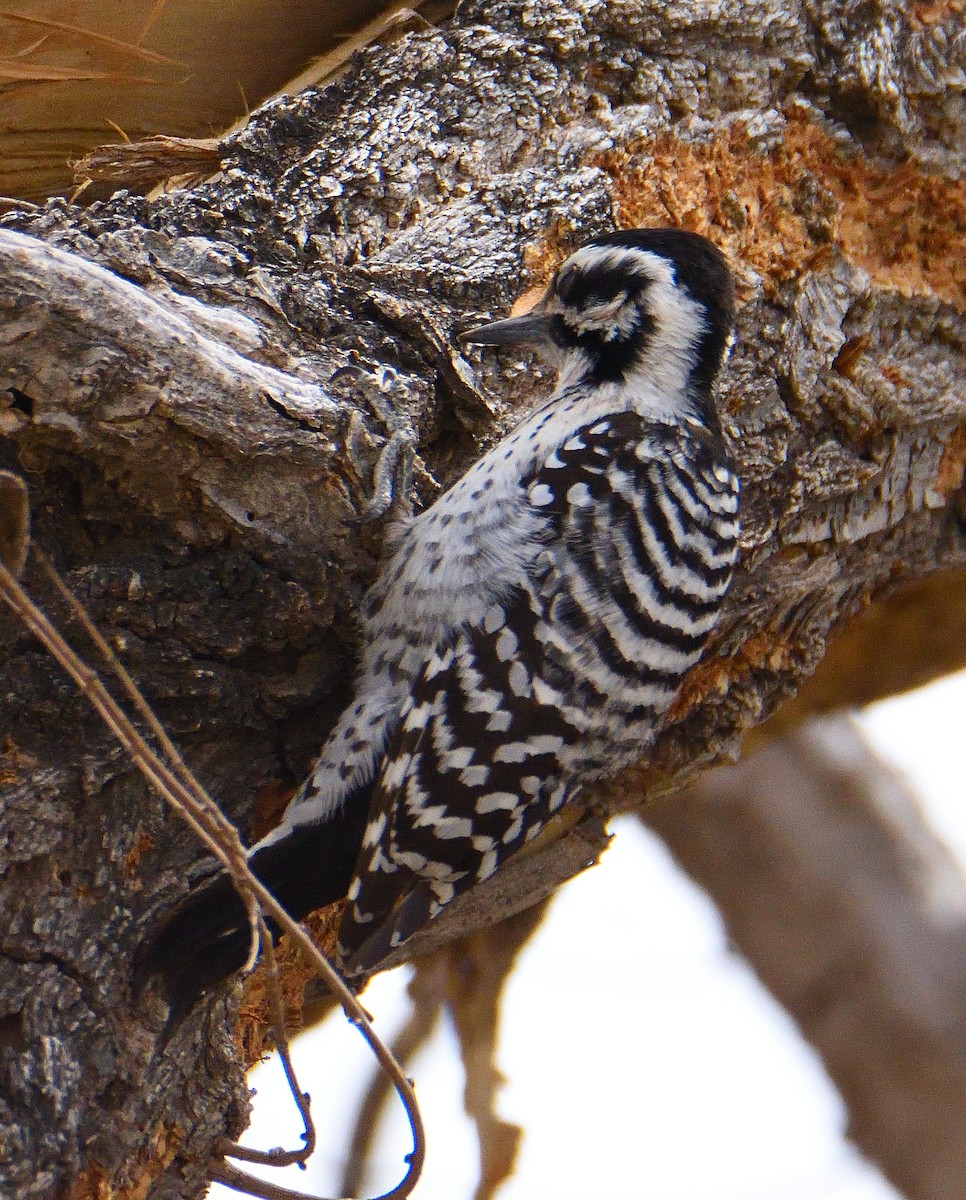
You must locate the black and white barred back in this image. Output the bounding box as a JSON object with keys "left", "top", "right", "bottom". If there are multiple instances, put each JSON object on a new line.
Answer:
{"left": 137, "top": 228, "right": 740, "bottom": 1009}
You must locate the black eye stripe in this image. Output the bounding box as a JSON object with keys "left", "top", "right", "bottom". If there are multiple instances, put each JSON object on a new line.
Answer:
{"left": 557, "top": 265, "right": 651, "bottom": 310}
{"left": 544, "top": 230, "right": 733, "bottom": 395}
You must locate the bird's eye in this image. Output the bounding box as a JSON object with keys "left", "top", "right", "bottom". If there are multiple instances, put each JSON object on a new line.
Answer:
{"left": 559, "top": 289, "right": 632, "bottom": 336}
{"left": 580, "top": 291, "right": 629, "bottom": 323}
{"left": 554, "top": 268, "right": 574, "bottom": 303}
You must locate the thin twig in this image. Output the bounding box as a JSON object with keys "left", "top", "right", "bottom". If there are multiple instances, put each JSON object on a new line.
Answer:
{"left": 0, "top": 553, "right": 426, "bottom": 1200}
{"left": 340, "top": 958, "right": 445, "bottom": 1197}
{"left": 32, "top": 551, "right": 422, "bottom": 1186}
{"left": 217, "top": 920, "right": 316, "bottom": 1168}
{"left": 37, "top": 551, "right": 206, "bottom": 791}
{"left": 9, "top": 551, "right": 261, "bottom": 953}
{"left": 33, "top": 550, "right": 261, "bottom": 966}
{"left": 211, "top": 1160, "right": 344, "bottom": 1200}
{"left": 0, "top": 9, "right": 184, "bottom": 65}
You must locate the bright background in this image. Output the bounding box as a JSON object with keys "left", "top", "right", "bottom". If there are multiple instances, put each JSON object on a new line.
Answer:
{"left": 210, "top": 668, "right": 966, "bottom": 1200}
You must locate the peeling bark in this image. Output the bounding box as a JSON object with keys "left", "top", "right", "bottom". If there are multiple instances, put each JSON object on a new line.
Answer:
{"left": 0, "top": 1, "right": 963, "bottom": 1195}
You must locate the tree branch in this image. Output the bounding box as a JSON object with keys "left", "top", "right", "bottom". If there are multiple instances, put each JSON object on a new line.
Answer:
{"left": 644, "top": 717, "right": 966, "bottom": 1200}
{"left": 0, "top": 0, "right": 963, "bottom": 1195}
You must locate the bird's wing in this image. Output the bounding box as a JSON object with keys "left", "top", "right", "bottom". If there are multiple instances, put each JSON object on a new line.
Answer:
{"left": 336, "top": 609, "right": 577, "bottom": 973}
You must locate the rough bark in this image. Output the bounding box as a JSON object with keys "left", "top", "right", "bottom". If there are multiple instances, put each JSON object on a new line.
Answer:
{"left": 644, "top": 717, "right": 966, "bottom": 1200}
{"left": 0, "top": 0, "right": 963, "bottom": 1196}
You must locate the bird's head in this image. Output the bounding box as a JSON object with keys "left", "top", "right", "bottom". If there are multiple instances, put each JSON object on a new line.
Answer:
{"left": 461, "top": 228, "right": 735, "bottom": 418}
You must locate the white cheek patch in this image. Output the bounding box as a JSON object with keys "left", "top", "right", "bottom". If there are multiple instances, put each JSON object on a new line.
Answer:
{"left": 542, "top": 241, "right": 727, "bottom": 410}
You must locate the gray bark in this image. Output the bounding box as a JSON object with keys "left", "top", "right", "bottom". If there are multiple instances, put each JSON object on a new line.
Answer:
{"left": 0, "top": 1, "right": 963, "bottom": 1196}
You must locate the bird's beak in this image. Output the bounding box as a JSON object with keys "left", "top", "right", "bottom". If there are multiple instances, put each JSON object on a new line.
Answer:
{"left": 458, "top": 309, "right": 551, "bottom": 346}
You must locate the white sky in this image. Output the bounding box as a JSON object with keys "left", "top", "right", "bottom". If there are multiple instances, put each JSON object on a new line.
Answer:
{"left": 210, "top": 668, "right": 966, "bottom": 1200}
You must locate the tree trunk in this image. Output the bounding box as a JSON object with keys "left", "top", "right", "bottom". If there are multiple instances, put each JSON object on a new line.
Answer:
{"left": 0, "top": 1, "right": 963, "bottom": 1196}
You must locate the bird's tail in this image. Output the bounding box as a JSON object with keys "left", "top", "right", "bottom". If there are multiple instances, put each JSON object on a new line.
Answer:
{"left": 133, "top": 794, "right": 369, "bottom": 1024}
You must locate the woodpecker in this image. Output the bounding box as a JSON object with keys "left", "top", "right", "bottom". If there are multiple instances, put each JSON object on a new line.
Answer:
{"left": 136, "top": 228, "right": 740, "bottom": 1011}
